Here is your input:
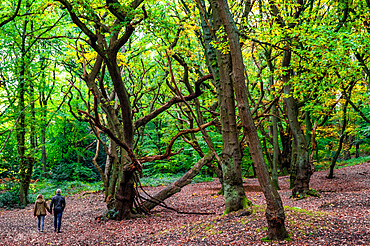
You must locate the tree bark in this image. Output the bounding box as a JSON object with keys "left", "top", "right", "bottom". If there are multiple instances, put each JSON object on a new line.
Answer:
{"left": 269, "top": 69, "right": 280, "bottom": 190}
{"left": 209, "top": 0, "right": 251, "bottom": 213}
{"left": 17, "top": 12, "right": 29, "bottom": 206}
{"left": 282, "top": 48, "right": 312, "bottom": 197}
{"left": 266, "top": 51, "right": 280, "bottom": 189}
{"left": 328, "top": 99, "right": 349, "bottom": 179}
{"left": 198, "top": 0, "right": 225, "bottom": 193}
{"left": 290, "top": 137, "right": 298, "bottom": 189}
{"left": 214, "top": 0, "right": 288, "bottom": 239}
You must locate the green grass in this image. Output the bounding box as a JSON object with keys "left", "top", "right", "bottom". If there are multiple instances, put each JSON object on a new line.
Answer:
{"left": 28, "top": 179, "right": 103, "bottom": 201}
{"left": 140, "top": 173, "right": 214, "bottom": 187}
{"left": 336, "top": 156, "right": 370, "bottom": 168}
{"left": 0, "top": 179, "right": 103, "bottom": 208}
{"left": 314, "top": 156, "right": 370, "bottom": 171}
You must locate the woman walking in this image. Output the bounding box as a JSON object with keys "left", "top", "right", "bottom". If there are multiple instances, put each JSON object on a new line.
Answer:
{"left": 33, "top": 194, "right": 50, "bottom": 232}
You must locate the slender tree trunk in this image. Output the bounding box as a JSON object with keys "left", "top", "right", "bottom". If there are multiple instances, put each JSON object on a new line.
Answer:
{"left": 18, "top": 13, "right": 29, "bottom": 205}
{"left": 198, "top": 0, "right": 225, "bottom": 193}
{"left": 279, "top": 124, "right": 292, "bottom": 175}
{"left": 270, "top": 82, "right": 280, "bottom": 189}
{"left": 328, "top": 100, "right": 349, "bottom": 179}
{"left": 106, "top": 139, "right": 119, "bottom": 200}
{"left": 39, "top": 58, "right": 49, "bottom": 178}
{"left": 266, "top": 53, "right": 280, "bottom": 189}
{"left": 343, "top": 135, "right": 352, "bottom": 160}
{"left": 282, "top": 45, "right": 312, "bottom": 197}
{"left": 290, "top": 138, "right": 298, "bottom": 189}
{"left": 305, "top": 105, "right": 312, "bottom": 147}
{"left": 41, "top": 103, "right": 47, "bottom": 177}
{"left": 214, "top": 0, "right": 288, "bottom": 239}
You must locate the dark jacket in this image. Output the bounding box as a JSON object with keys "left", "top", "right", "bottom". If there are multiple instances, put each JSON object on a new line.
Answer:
{"left": 34, "top": 198, "right": 50, "bottom": 216}
{"left": 50, "top": 194, "right": 66, "bottom": 213}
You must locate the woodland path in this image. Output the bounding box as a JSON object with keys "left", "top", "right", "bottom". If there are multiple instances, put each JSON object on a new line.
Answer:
{"left": 0, "top": 163, "right": 369, "bottom": 245}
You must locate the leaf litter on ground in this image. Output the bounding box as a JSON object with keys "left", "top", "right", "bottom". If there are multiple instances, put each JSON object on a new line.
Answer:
{"left": 0, "top": 162, "right": 369, "bottom": 245}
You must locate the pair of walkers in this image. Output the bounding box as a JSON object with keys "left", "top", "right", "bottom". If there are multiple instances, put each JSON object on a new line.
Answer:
{"left": 33, "top": 189, "right": 66, "bottom": 233}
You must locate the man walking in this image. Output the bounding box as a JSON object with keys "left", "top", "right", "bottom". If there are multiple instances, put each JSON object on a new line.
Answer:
{"left": 50, "top": 189, "right": 66, "bottom": 233}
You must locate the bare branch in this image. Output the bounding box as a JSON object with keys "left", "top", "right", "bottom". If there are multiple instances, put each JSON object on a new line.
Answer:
{"left": 134, "top": 74, "right": 213, "bottom": 128}
{"left": 138, "top": 120, "right": 215, "bottom": 163}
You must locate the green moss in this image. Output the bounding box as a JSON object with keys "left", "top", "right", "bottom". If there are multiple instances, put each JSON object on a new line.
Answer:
{"left": 240, "top": 219, "right": 249, "bottom": 225}
{"left": 284, "top": 205, "right": 325, "bottom": 216}
{"left": 223, "top": 207, "right": 231, "bottom": 215}
{"left": 261, "top": 234, "right": 292, "bottom": 242}
{"left": 223, "top": 197, "right": 252, "bottom": 215}
{"left": 306, "top": 189, "right": 321, "bottom": 197}
{"left": 242, "top": 197, "right": 253, "bottom": 208}
{"left": 261, "top": 237, "right": 270, "bottom": 242}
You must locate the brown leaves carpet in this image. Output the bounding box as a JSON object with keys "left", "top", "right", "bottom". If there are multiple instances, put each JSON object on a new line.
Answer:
{"left": 1, "top": 162, "right": 369, "bottom": 245}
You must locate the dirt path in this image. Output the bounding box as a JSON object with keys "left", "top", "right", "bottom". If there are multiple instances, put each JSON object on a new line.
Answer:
{"left": 1, "top": 163, "right": 369, "bottom": 245}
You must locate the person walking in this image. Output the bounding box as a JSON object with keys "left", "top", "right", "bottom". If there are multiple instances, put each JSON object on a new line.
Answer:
{"left": 33, "top": 194, "right": 50, "bottom": 232}
{"left": 50, "top": 189, "right": 66, "bottom": 233}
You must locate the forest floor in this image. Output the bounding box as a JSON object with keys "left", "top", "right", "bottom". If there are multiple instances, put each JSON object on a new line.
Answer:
{"left": 0, "top": 163, "right": 369, "bottom": 246}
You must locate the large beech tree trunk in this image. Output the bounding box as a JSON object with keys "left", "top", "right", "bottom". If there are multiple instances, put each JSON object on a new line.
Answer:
{"left": 104, "top": 52, "right": 136, "bottom": 219}
{"left": 115, "top": 169, "right": 135, "bottom": 220}
{"left": 209, "top": 0, "right": 251, "bottom": 213}
{"left": 213, "top": 0, "right": 288, "bottom": 239}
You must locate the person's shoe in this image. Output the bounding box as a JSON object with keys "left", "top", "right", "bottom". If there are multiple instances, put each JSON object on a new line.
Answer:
{"left": 40, "top": 231, "right": 44, "bottom": 233}
{"left": 57, "top": 231, "right": 61, "bottom": 233}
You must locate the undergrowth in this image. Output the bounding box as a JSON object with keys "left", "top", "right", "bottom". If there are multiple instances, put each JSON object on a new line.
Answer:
{"left": 1, "top": 173, "right": 213, "bottom": 208}
{"left": 0, "top": 179, "right": 102, "bottom": 209}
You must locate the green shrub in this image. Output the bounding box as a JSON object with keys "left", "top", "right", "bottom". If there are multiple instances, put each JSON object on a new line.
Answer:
{"left": 0, "top": 190, "right": 22, "bottom": 208}
{"left": 51, "top": 162, "right": 98, "bottom": 182}
{"left": 0, "top": 182, "right": 22, "bottom": 208}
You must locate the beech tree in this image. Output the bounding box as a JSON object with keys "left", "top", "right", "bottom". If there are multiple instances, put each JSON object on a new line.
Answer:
{"left": 55, "top": 0, "right": 217, "bottom": 219}
{"left": 196, "top": 0, "right": 251, "bottom": 214}
{"left": 210, "top": 0, "right": 289, "bottom": 240}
